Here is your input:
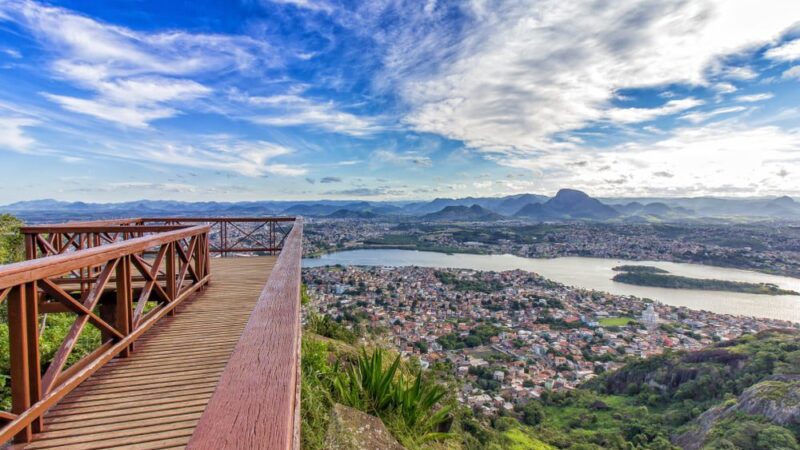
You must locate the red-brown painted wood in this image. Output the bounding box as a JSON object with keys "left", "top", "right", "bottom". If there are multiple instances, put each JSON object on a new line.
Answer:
{"left": 187, "top": 219, "right": 303, "bottom": 450}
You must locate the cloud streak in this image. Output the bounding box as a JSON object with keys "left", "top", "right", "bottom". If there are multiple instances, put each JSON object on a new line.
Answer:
{"left": 0, "top": 0, "right": 273, "bottom": 126}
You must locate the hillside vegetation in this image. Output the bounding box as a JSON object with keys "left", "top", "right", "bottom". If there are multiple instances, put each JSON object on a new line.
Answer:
{"left": 302, "top": 304, "right": 800, "bottom": 450}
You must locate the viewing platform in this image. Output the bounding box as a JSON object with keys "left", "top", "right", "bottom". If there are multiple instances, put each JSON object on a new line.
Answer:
{"left": 0, "top": 218, "right": 303, "bottom": 449}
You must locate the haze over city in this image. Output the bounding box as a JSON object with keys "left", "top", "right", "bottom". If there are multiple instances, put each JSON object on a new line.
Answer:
{"left": 1, "top": 0, "right": 800, "bottom": 203}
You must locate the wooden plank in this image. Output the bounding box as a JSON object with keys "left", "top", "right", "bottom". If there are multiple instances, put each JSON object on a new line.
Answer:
{"left": 41, "top": 406, "right": 205, "bottom": 432}
{"left": 27, "top": 419, "right": 200, "bottom": 448}
{"left": 25, "top": 425, "right": 197, "bottom": 450}
{"left": 11, "top": 255, "right": 278, "bottom": 449}
{"left": 188, "top": 220, "right": 302, "bottom": 450}
{"left": 0, "top": 272, "right": 211, "bottom": 443}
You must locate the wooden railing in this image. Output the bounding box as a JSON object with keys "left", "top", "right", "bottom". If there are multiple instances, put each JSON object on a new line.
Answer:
{"left": 188, "top": 219, "right": 303, "bottom": 450}
{"left": 0, "top": 225, "right": 211, "bottom": 443}
{"left": 22, "top": 217, "right": 295, "bottom": 258}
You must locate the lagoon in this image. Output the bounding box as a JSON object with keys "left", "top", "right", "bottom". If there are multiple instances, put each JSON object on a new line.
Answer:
{"left": 303, "top": 249, "right": 800, "bottom": 322}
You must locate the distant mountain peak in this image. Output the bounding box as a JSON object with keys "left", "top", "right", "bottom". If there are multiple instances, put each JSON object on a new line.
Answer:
{"left": 422, "top": 204, "right": 504, "bottom": 221}
{"left": 515, "top": 188, "right": 618, "bottom": 220}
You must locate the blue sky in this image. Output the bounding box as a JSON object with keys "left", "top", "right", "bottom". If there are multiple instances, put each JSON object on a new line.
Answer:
{"left": 1, "top": 0, "right": 800, "bottom": 203}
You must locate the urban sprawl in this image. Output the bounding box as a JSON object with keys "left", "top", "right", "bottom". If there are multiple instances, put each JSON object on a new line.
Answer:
{"left": 303, "top": 264, "right": 795, "bottom": 416}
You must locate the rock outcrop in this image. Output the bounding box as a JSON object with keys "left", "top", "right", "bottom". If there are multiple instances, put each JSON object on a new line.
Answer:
{"left": 673, "top": 375, "right": 800, "bottom": 450}
{"left": 324, "top": 403, "right": 405, "bottom": 450}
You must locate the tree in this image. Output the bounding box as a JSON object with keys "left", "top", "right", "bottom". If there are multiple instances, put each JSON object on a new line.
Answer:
{"left": 521, "top": 400, "right": 545, "bottom": 426}
{"left": 0, "top": 214, "right": 23, "bottom": 264}
{"left": 755, "top": 426, "right": 799, "bottom": 450}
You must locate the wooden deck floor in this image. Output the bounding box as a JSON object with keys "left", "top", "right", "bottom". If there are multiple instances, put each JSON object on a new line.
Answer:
{"left": 22, "top": 256, "right": 277, "bottom": 450}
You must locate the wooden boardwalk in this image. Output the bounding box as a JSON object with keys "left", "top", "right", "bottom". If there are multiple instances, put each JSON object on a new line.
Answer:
{"left": 21, "top": 256, "right": 277, "bottom": 450}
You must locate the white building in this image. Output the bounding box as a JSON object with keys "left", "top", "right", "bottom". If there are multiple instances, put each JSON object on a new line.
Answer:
{"left": 642, "top": 304, "right": 658, "bottom": 329}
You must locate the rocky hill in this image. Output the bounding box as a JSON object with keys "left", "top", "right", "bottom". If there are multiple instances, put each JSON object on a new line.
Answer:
{"left": 515, "top": 188, "right": 619, "bottom": 220}
{"left": 422, "top": 204, "right": 505, "bottom": 221}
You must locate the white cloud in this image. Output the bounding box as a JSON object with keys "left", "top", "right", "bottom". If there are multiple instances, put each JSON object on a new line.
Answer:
{"left": 42, "top": 77, "right": 210, "bottom": 127}
{"left": 136, "top": 137, "right": 308, "bottom": 177}
{"left": 370, "top": 149, "right": 432, "bottom": 168}
{"left": 395, "top": 1, "right": 800, "bottom": 153}
{"left": 604, "top": 98, "right": 704, "bottom": 124}
{"left": 232, "top": 90, "right": 381, "bottom": 136}
{"left": 2, "top": 48, "right": 21, "bottom": 58}
{"left": 715, "top": 65, "right": 758, "bottom": 81}
{"left": 110, "top": 182, "right": 198, "bottom": 193}
{"left": 783, "top": 66, "right": 800, "bottom": 80}
{"left": 735, "top": 93, "right": 774, "bottom": 103}
{"left": 0, "top": 117, "right": 37, "bottom": 152}
{"left": 0, "top": 1, "right": 272, "bottom": 126}
{"left": 765, "top": 39, "right": 800, "bottom": 62}
{"left": 267, "top": 0, "right": 333, "bottom": 13}
{"left": 712, "top": 82, "right": 737, "bottom": 94}
{"left": 680, "top": 106, "right": 748, "bottom": 124}
{"left": 498, "top": 123, "right": 800, "bottom": 197}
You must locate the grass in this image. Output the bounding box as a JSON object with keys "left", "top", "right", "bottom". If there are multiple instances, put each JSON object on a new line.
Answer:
{"left": 503, "top": 428, "right": 555, "bottom": 450}
{"left": 598, "top": 317, "right": 635, "bottom": 327}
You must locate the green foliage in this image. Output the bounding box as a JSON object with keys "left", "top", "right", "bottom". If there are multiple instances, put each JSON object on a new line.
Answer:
{"left": 613, "top": 270, "right": 799, "bottom": 296}
{"left": 612, "top": 265, "right": 669, "bottom": 274}
{"left": 437, "top": 323, "right": 502, "bottom": 350}
{"left": 305, "top": 311, "right": 358, "bottom": 344}
{"left": 435, "top": 271, "right": 503, "bottom": 293}
{"left": 300, "top": 337, "right": 335, "bottom": 450}
{"left": 598, "top": 317, "right": 636, "bottom": 327}
{"left": 332, "top": 348, "right": 452, "bottom": 448}
{"left": 0, "top": 214, "right": 23, "bottom": 264}
{"left": 520, "top": 400, "right": 545, "bottom": 426}
{"left": 703, "top": 413, "right": 799, "bottom": 450}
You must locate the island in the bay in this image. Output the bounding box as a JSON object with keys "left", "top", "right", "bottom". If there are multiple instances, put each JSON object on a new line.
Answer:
{"left": 612, "top": 265, "right": 800, "bottom": 296}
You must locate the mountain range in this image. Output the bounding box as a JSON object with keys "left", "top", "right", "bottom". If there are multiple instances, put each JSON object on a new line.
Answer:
{"left": 2, "top": 190, "right": 799, "bottom": 223}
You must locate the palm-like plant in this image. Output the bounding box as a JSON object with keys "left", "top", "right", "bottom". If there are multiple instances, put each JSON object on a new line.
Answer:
{"left": 333, "top": 348, "right": 452, "bottom": 446}
{"left": 394, "top": 371, "right": 450, "bottom": 431}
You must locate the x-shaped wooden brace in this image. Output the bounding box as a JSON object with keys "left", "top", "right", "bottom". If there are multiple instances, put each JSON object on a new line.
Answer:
{"left": 225, "top": 221, "right": 271, "bottom": 250}
{"left": 130, "top": 246, "right": 170, "bottom": 328}
{"left": 175, "top": 236, "right": 198, "bottom": 297}
{"left": 39, "top": 259, "right": 122, "bottom": 394}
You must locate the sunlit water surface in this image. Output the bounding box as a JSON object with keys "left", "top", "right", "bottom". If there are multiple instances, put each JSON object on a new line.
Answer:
{"left": 303, "top": 249, "right": 800, "bottom": 322}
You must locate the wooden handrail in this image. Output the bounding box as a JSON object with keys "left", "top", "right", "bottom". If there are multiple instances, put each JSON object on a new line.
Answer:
{"left": 0, "top": 223, "right": 212, "bottom": 444}
{"left": 140, "top": 217, "right": 296, "bottom": 222}
{"left": 0, "top": 225, "right": 210, "bottom": 289}
{"left": 19, "top": 225, "right": 187, "bottom": 233}
{"left": 22, "top": 217, "right": 297, "bottom": 258}
{"left": 188, "top": 219, "right": 303, "bottom": 449}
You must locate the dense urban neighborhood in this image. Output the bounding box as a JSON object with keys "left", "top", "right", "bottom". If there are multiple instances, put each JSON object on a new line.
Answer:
{"left": 303, "top": 264, "right": 795, "bottom": 416}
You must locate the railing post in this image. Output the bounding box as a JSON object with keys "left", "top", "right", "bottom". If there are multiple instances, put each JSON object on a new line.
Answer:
{"left": 116, "top": 256, "right": 133, "bottom": 356}
{"left": 8, "top": 285, "right": 32, "bottom": 443}
{"left": 270, "top": 221, "right": 275, "bottom": 255}
{"left": 23, "top": 234, "right": 35, "bottom": 260}
{"left": 221, "top": 221, "right": 227, "bottom": 258}
{"left": 194, "top": 234, "right": 205, "bottom": 280}
{"left": 166, "top": 242, "right": 177, "bottom": 315}
{"left": 24, "top": 282, "right": 43, "bottom": 433}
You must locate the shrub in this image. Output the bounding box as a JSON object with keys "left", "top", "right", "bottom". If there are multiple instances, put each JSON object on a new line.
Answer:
{"left": 333, "top": 348, "right": 452, "bottom": 447}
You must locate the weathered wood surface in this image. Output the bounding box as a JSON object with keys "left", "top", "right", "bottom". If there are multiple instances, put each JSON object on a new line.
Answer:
{"left": 187, "top": 220, "right": 303, "bottom": 450}
{"left": 21, "top": 256, "right": 277, "bottom": 450}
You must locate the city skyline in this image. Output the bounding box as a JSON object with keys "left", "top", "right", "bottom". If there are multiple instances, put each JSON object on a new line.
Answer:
{"left": 1, "top": 0, "right": 800, "bottom": 203}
